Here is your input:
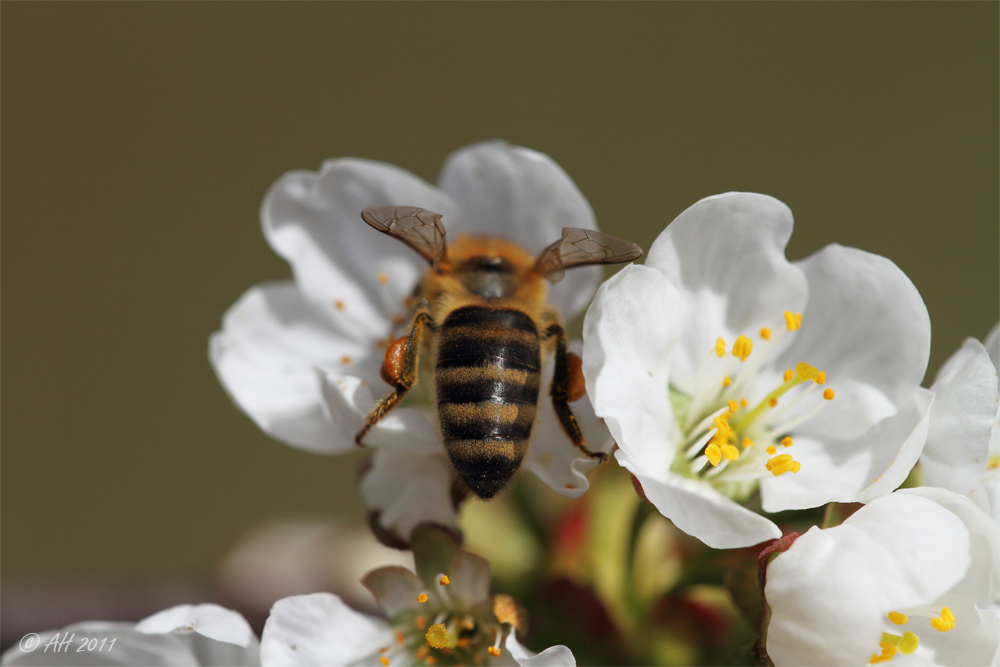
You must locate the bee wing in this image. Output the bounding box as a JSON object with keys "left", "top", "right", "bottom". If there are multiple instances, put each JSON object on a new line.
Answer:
{"left": 532, "top": 228, "right": 643, "bottom": 283}
{"left": 361, "top": 206, "right": 447, "bottom": 265}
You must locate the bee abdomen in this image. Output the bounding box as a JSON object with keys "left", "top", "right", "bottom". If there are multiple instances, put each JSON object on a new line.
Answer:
{"left": 435, "top": 306, "right": 541, "bottom": 499}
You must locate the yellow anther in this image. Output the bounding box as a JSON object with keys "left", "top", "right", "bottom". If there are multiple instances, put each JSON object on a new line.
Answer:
{"left": 395, "top": 630, "right": 405, "bottom": 644}
{"left": 781, "top": 436, "right": 793, "bottom": 447}
{"left": 766, "top": 445, "right": 777, "bottom": 455}
{"left": 721, "top": 444, "right": 740, "bottom": 461}
{"left": 378, "top": 272, "right": 389, "bottom": 286}
{"left": 415, "top": 615, "right": 427, "bottom": 629}
{"left": 417, "top": 593, "right": 429, "bottom": 603}
{"left": 739, "top": 398, "right": 749, "bottom": 407}
{"left": 766, "top": 454, "right": 795, "bottom": 476}
{"left": 888, "top": 612, "right": 908, "bottom": 625}
{"left": 728, "top": 399, "right": 739, "bottom": 413}
{"left": 733, "top": 335, "right": 753, "bottom": 361}
{"left": 898, "top": 631, "right": 919, "bottom": 654}
{"left": 439, "top": 575, "right": 450, "bottom": 586}
{"left": 790, "top": 461, "right": 800, "bottom": 473}
{"left": 931, "top": 617, "right": 951, "bottom": 631}
{"left": 425, "top": 624, "right": 451, "bottom": 649}
{"left": 742, "top": 437, "right": 754, "bottom": 448}
{"left": 768, "top": 397, "right": 778, "bottom": 408}
{"left": 488, "top": 647, "right": 502, "bottom": 657}
{"left": 816, "top": 371, "right": 826, "bottom": 384}
{"left": 870, "top": 641, "right": 898, "bottom": 664}
{"left": 783, "top": 369, "right": 794, "bottom": 382}
{"left": 795, "top": 362, "right": 819, "bottom": 381}
{"left": 714, "top": 414, "right": 731, "bottom": 434}
{"left": 824, "top": 388, "right": 835, "bottom": 400}
{"left": 942, "top": 606, "right": 955, "bottom": 626}
{"left": 715, "top": 337, "right": 726, "bottom": 358}
{"left": 706, "top": 443, "right": 722, "bottom": 466}
{"left": 722, "top": 375, "right": 732, "bottom": 387}
{"left": 760, "top": 327, "right": 772, "bottom": 340}
{"left": 784, "top": 311, "right": 802, "bottom": 331}
{"left": 380, "top": 656, "right": 390, "bottom": 666}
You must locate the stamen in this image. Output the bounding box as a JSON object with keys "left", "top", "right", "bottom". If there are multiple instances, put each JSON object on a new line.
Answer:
{"left": 931, "top": 606, "right": 956, "bottom": 631}
{"left": 425, "top": 624, "right": 451, "bottom": 649}
{"left": 760, "top": 327, "right": 772, "bottom": 340}
{"left": 781, "top": 436, "right": 793, "bottom": 447}
{"left": 715, "top": 414, "right": 731, "bottom": 435}
{"left": 417, "top": 593, "right": 429, "bottom": 604}
{"left": 722, "top": 375, "right": 732, "bottom": 387}
{"left": 795, "top": 362, "right": 820, "bottom": 381}
{"left": 739, "top": 398, "right": 749, "bottom": 407}
{"left": 899, "top": 631, "right": 919, "bottom": 654}
{"left": 765, "top": 454, "right": 798, "bottom": 476}
{"left": 824, "top": 388, "right": 835, "bottom": 400}
{"left": 488, "top": 647, "right": 502, "bottom": 657}
{"left": 783, "top": 369, "right": 794, "bottom": 382}
{"left": 870, "top": 641, "right": 898, "bottom": 664}
{"left": 732, "top": 335, "right": 753, "bottom": 361}
{"left": 816, "top": 371, "right": 826, "bottom": 384}
{"left": 706, "top": 443, "right": 722, "bottom": 466}
{"left": 766, "top": 445, "right": 777, "bottom": 455}
{"left": 380, "top": 656, "right": 390, "bottom": 666}
{"left": 439, "top": 575, "right": 450, "bottom": 586}
{"left": 887, "top": 612, "right": 908, "bottom": 625}
{"left": 728, "top": 399, "right": 738, "bottom": 413}
{"left": 784, "top": 311, "right": 801, "bottom": 331}
{"left": 742, "top": 437, "right": 754, "bottom": 448}
{"left": 721, "top": 444, "right": 740, "bottom": 461}
{"left": 715, "top": 338, "right": 726, "bottom": 358}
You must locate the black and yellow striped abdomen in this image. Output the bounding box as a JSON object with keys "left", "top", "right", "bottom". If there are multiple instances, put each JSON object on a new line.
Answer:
{"left": 435, "top": 306, "right": 541, "bottom": 499}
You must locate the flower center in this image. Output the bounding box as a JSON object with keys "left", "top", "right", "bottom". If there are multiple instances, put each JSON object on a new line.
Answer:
{"left": 869, "top": 606, "right": 956, "bottom": 664}
{"left": 670, "top": 311, "right": 834, "bottom": 499}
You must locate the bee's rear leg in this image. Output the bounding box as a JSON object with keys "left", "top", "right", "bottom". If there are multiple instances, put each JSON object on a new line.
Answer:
{"left": 543, "top": 320, "right": 608, "bottom": 462}
{"left": 355, "top": 308, "right": 433, "bottom": 446}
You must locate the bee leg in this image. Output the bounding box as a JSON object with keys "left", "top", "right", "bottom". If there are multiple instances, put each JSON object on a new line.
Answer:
{"left": 543, "top": 321, "right": 608, "bottom": 462}
{"left": 355, "top": 307, "right": 433, "bottom": 447}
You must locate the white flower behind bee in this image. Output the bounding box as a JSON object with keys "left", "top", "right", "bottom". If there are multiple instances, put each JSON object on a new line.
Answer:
{"left": 582, "top": 192, "right": 933, "bottom": 548}
{"left": 210, "top": 141, "right": 614, "bottom": 540}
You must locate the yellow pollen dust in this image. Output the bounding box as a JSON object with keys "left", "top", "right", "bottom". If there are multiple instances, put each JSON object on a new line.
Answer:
{"left": 824, "top": 388, "right": 835, "bottom": 400}
{"left": 706, "top": 443, "right": 723, "bottom": 466}
{"left": 425, "top": 624, "right": 451, "bottom": 649}
{"left": 439, "top": 575, "right": 450, "bottom": 586}
{"left": 768, "top": 397, "right": 778, "bottom": 408}
{"left": 742, "top": 437, "right": 754, "bottom": 448}
{"left": 378, "top": 272, "right": 389, "bottom": 286}
{"left": 760, "top": 327, "right": 772, "bottom": 340}
{"left": 380, "top": 656, "right": 390, "bottom": 666}
{"left": 396, "top": 630, "right": 405, "bottom": 644}
{"left": 733, "top": 335, "right": 753, "bottom": 361}
{"left": 887, "top": 612, "right": 908, "bottom": 625}
{"left": 721, "top": 444, "right": 740, "bottom": 461}
{"left": 816, "top": 371, "right": 826, "bottom": 384}
{"left": 722, "top": 375, "right": 733, "bottom": 387}
{"left": 931, "top": 606, "right": 956, "bottom": 632}
{"left": 488, "top": 647, "right": 502, "bottom": 657}
{"left": 728, "top": 399, "right": 739, "bottom": 413}
{"left": 415, "top": 615, "right": 427, "bottom": 629}
{"left": 417, "top": 593, "right": 429, "bottom": 604}
{"left": 784, "top": 311, "right": 802, "bottom": 331}
{"left": 715, "top": 338, "right": 726, "bottom": 358}
{"left": 766, "top": 445, "right": 777, "bottom": 455}
{"left": 783, "top": 369, "right": 794, "bottom": 382}
{"left": 781, "top": 436, "right": 793, "bottom": 448}
{"left": 740, "top": 398, "right": 749, "bottom": 407}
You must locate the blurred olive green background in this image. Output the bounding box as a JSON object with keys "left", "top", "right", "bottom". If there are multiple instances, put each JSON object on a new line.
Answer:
{"left": 3, "top": 3, "right": 997, "bottom": 585}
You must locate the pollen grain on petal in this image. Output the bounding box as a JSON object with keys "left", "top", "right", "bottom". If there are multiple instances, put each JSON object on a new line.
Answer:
{"left": 783, "top": 369, "right": 794, "bottom": 382}
{"left": 768, "top": 397, "right": 778, "bottom": 408}
{"left": 334, "top": 299, "right": 345, "bottom": 310}
{"left": 715, "top": 337, "right": 726, "bottom": 358}
{"left": 378, "top": 272, "right": 389, "bottom": 286}
{"left": 342, "top": 355, "right": 353, "bottom": 364}
{"left": 733, "top": 335, "right": 753, "bottom": 361}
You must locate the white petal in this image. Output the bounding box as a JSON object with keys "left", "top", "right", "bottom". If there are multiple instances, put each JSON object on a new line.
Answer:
{"left": 777, "top": 244, "right": 930, "bottom": 439}
{"left": 524, "top": 341, "right": 614, "bottom": 498}
{"left": 924, "top": 338, "right": 999, "bottom": 493}
{"left": 445, "top": 550, "right": 493, "bottom": 610}
{"left": 438, "top": 141, "right": 601, "bottom": 319}
{"left": 761, "top": 388, "right": 933, "bottom": 511}
{"left": 985, "top": 322, "right": 1000, "bottom": 373}
{"left": 210, "top": 282, "right": 378, "bottom": 452}
{"left": 766, "top": 494, "right": 971, "bottom": 666}
{"left": 360, "top": 448, "right": 459, "bottom": 538}
{"left": 618, "top": 450, "right": 781, "bottom": 549}
{"left": 1, "top": 623, "right": 260, "bottom": 667}
{"left": 905, "top": 593, "right": 1000, "bottom": 667}
{"left": 260, "top": 593, "right": 391, "bottom": 667}
{"left": 582, "top": 264, "right": 687, "bottom": 473}
{"left": 968, "top": 476, "right": 1000, "bottom": 524}
{"left": 898, "top": 487, "right": 1000, "bottom": 607}
{"left": 644, "top": 192, "right": 808, "bottom": 394}
{"left": 263, "top": 159, "right": 458, "bottom": 340}
{"left": 318, "top": 372, "right": 441, "bottom": 454}
{"left": 505, "top": 631, "right": 576, "bottom": 667}
{"left": 136, "top": 604, "right": 257, "bottom": 648}
{"left": 360, "top": 566, "right": 423, "bottom": 619}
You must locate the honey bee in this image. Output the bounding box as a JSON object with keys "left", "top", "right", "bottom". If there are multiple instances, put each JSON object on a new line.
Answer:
{"left": 354, "top": 206, "right": 642, "bottom": 499}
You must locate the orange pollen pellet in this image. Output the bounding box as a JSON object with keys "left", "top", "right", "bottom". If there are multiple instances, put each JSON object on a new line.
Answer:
{"left": 417, "top": 593, "right": 429, "bottom": 603}
{"left": 488, "top": 647, "right": 502, "bottom": 657}
{"left": 722, "top": 375, "right": 733, "bottom": 387}
{"left": 823, "top": 388, "right": 835, "bottom": 400}
{"left": 783, "top": 369, "right": 794, "bottom": 382}
{"left": 768, "top": 397, "right": 778, "bottom": 407}
{"left": 816, "top": 371, "right": 826, "bottom": 384}
{"left": 781, "top": 436, "right": 793, "bottom": 447}
{"left": 380, "top": 656, "right": 390, "bottom": 666}
{"left": 760, "top": 327, "right": 772, "bottom": 340}
{"left": 378, "top": 272, "right": 389, "bottom": 286}
{"left": 439, "top": 575, "right": 450, "bottom": 586}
